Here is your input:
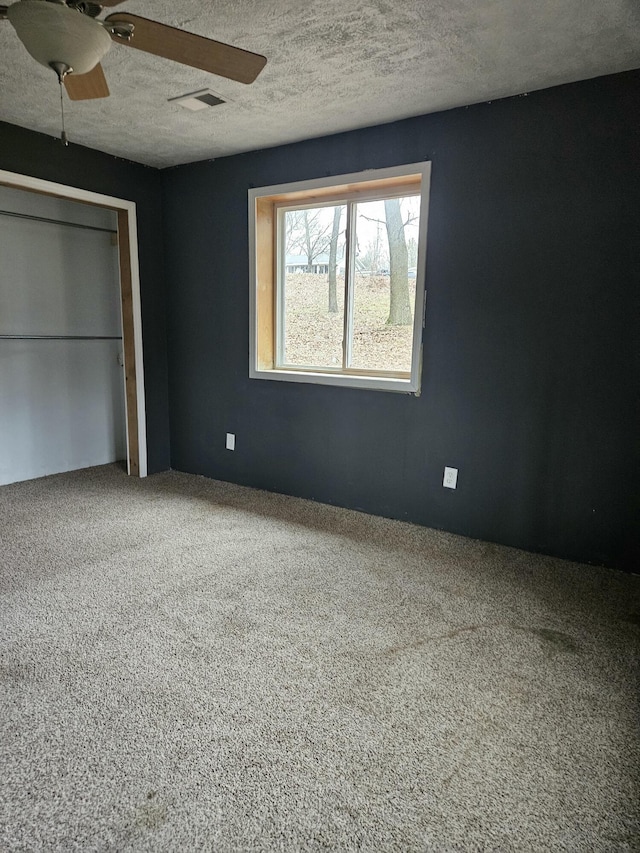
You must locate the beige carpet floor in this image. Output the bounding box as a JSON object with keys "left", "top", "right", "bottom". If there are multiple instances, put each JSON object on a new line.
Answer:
{"left": 1, "top": 463, "right": 639, "bottom": 852}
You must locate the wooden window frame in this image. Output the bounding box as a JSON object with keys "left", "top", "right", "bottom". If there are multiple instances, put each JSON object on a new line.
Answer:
{"left": 249, "top": 162, "right": 431, "bottom": 394}
{"left": 0, "top": 168, "right": 147, "bottom": 477}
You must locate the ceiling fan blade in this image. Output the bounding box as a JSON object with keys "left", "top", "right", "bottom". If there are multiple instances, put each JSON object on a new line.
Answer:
{"left": 64, "top": 63, "right": 110, "bottom": 100}
{"left": 105, "top": 13, "right": 267, "bottom": 84}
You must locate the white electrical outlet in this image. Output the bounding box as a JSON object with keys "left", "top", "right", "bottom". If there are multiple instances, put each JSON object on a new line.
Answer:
{"left": 226, "top": 433, "right": 235, "bottom": 451}
{"left": 443, "top": 466, "right": 458, "bottom": 489}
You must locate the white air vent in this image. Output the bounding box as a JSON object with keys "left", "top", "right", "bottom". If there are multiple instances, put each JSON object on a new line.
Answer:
{"left": 169, "top": 89, "right": 226, "bottom": 111}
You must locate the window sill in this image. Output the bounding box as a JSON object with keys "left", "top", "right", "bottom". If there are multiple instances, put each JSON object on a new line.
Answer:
{"left": 250, "top": 367, "right": 420, "bottom": 394}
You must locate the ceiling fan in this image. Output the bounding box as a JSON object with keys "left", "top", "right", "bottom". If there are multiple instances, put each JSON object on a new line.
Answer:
{"left": 0, "top": 0, "right": 267, "bottom": 103}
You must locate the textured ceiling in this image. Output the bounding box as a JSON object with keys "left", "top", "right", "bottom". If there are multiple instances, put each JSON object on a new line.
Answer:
{"left": 1, "top": 0, "right": 639, "bottom": 168}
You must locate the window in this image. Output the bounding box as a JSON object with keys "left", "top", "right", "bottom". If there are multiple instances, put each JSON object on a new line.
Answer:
{"left": 249, "top": 162, "right": 430, "bottom": 393}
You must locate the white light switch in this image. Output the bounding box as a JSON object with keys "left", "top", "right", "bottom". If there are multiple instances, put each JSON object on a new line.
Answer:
{"left": 226, "top": 433, "right": 235, "bottom": 451}
{"left": 443, "top": 466, "right": 458, "bottom": 489}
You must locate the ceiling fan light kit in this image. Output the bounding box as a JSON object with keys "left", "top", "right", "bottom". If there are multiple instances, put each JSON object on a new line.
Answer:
{"left": 7, "top": 0, "right": 111, "bottom": 75}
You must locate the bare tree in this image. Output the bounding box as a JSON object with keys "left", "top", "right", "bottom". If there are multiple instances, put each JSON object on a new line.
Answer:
{"left": 285, "top": 210, "right": 303, "bottom": 256}
{"left": 384, "top": 198, "right": 412, "bottom": 325}
{"left": 406, "top": 235, "right": 418, "bottom": 268}
{"left": 327, "top": 206, "right": 342, "bottom": 313}
{"left": 286, "top": 209, "right": 333, "bottom": 272}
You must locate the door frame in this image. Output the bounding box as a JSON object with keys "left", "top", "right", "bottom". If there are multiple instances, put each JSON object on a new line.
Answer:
{"left": 0, "top": 168, "right": 147, "bottom": 478}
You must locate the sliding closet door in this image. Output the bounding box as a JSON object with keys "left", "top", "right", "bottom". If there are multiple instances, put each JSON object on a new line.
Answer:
{"left": 0, "top": 186, "right": 126, "bottom": 485}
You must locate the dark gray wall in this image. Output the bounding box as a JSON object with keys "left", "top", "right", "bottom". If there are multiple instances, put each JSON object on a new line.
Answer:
{"left": 162, "top": 70, "right": 639, "bottom": 572}
{"left": 0, "top": 122, "right": 170, "bottom": 473}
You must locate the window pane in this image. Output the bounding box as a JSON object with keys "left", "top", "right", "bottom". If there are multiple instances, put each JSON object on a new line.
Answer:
{"left": 282, "top": 205, "right": 346, "bottom": 368}
{"left": 349, "top": 196, "right": 420, "bottom": 373}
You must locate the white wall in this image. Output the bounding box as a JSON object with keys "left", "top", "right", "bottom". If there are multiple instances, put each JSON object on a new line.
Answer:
{"left": 0, "top": 186, "right": 126, "bottom": 485}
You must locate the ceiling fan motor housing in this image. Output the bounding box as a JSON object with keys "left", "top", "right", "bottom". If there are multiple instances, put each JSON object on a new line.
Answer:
{"left": 8, "top": 0, "right": 112, "bottom": 75}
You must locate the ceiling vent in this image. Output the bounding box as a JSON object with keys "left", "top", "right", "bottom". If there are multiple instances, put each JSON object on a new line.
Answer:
{"left": 169, "top": 89, "right": 226, "bottom": 111}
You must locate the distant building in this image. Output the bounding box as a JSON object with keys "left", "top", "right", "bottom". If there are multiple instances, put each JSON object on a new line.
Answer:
{"left": 285, "top": 255, "right": 374, "bottom": 275}
{"left": 285, "top": 254, "right": 330, "bottom": 274}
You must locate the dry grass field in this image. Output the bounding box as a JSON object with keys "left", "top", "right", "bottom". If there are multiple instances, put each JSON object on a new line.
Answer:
{"left": 283, "top": 273, "right": 416, "bottom": 372}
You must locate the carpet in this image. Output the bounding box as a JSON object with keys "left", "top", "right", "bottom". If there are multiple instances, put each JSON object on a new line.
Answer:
{"left": 1, "top": 464, "right": 639, "bottom": 851}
